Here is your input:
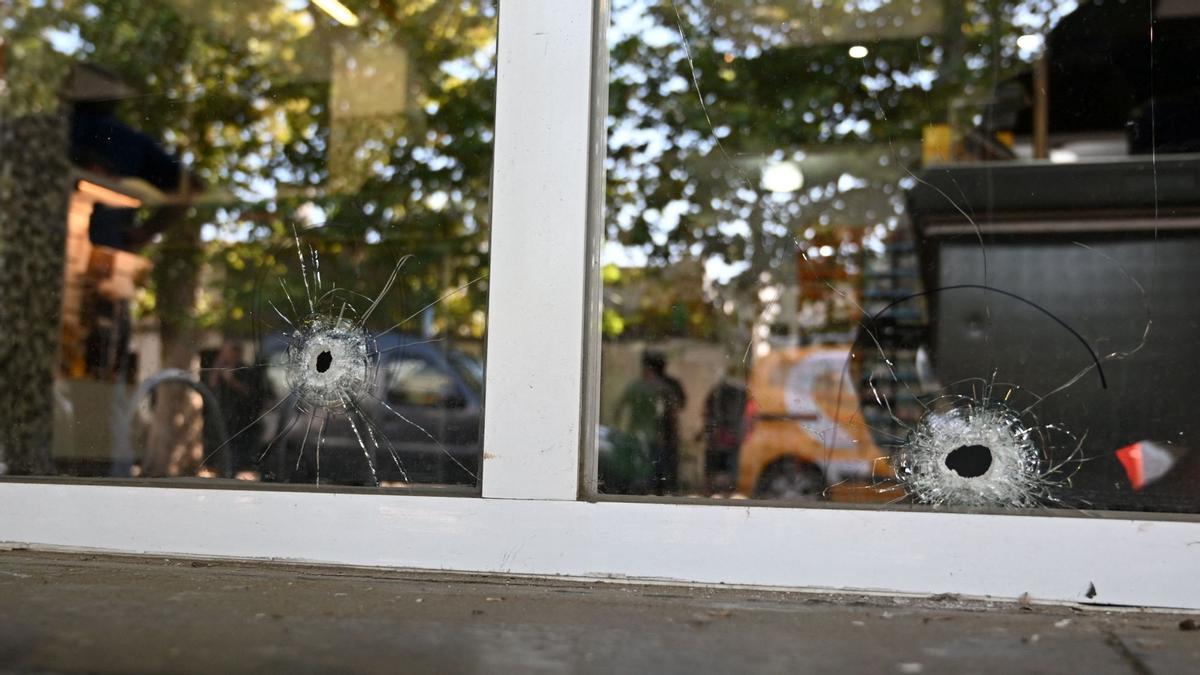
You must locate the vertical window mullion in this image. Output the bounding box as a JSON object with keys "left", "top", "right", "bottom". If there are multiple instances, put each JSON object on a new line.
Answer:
{"left": 481, "top": 0, "right": 599, "bottom": 500}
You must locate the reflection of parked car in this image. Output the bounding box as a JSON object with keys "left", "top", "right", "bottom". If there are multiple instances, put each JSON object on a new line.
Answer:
{"left": 261, "top": 333, "right": 483, "bottom": 485}
{"left": 736, "top": 346, "right": 887, "bottom": 499}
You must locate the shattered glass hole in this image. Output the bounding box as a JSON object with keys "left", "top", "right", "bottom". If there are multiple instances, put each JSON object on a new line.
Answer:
{"left": 945, "top": 444, "right": 992, "bottom": 479}
{"left": 285, "top": 309, "right": 378, "bottom": 412}
{"left": 193, "top": 231, "right": 486, "bottom": 488}
{"left": 315, "top": 351, "right": 333, "bottom": 374}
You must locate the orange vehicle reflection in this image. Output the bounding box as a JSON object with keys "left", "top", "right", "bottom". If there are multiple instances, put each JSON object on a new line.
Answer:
{"left": 737, "top": 346, "right": 899, "bottom": 501}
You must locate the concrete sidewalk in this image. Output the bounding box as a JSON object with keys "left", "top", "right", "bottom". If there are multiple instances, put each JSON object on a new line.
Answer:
{"left": 2, "top": 549, "right": 1197, "bottom": 673}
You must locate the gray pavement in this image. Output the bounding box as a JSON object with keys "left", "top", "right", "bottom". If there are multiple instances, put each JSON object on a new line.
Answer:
{"left": 1, "top": 549, "right": 1198, "bottom": 674}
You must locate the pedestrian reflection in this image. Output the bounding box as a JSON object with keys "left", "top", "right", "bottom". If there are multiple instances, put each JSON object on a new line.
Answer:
{"left": 611, "top": 350, "right": 686, "bottom": 495}
{"left": 202, "top": 340, "right": 266, "bottom": 475}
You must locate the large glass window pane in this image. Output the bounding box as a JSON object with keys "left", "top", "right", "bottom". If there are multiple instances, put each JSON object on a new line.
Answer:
{"left": 598, "top": 0, "right": 1200, "bottom": 513}
{"left": 0, "top": 0, "right": 496, "bottom": 490}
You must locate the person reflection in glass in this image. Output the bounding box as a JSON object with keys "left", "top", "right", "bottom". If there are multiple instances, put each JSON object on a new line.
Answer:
{"left": 614, "top": 350, "right": 686, "bottom": 495}
{"left": 702, "top": 366, "right": 747, "bottom": 494}
{"left": 204, "top": 340, "right": 265, "bottom": 476}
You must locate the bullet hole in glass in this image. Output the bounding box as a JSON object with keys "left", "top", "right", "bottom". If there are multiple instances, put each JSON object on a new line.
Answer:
{"left": 316, "top": 350, "right": 333, "bottom": 374}
{"left": 945, "top": 444, "right": 993, "bottom": 478}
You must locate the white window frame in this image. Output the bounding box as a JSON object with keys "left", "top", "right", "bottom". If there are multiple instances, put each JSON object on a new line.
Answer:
{"left": 2, "top": 0, "right": 1199, "bottom": 611}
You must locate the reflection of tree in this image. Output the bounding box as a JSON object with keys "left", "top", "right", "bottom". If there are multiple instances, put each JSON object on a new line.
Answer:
{"left": 6, "top": 0, "right": 495, "bottom": 329}
{"left": 602, "top": 261, "right": 717, "bottom": 340}
{"left": 3, "top": 0, "right": 496, "bottom": 472}
{"left": 605, "top": 0, "right": 1074, "bottom": 342}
